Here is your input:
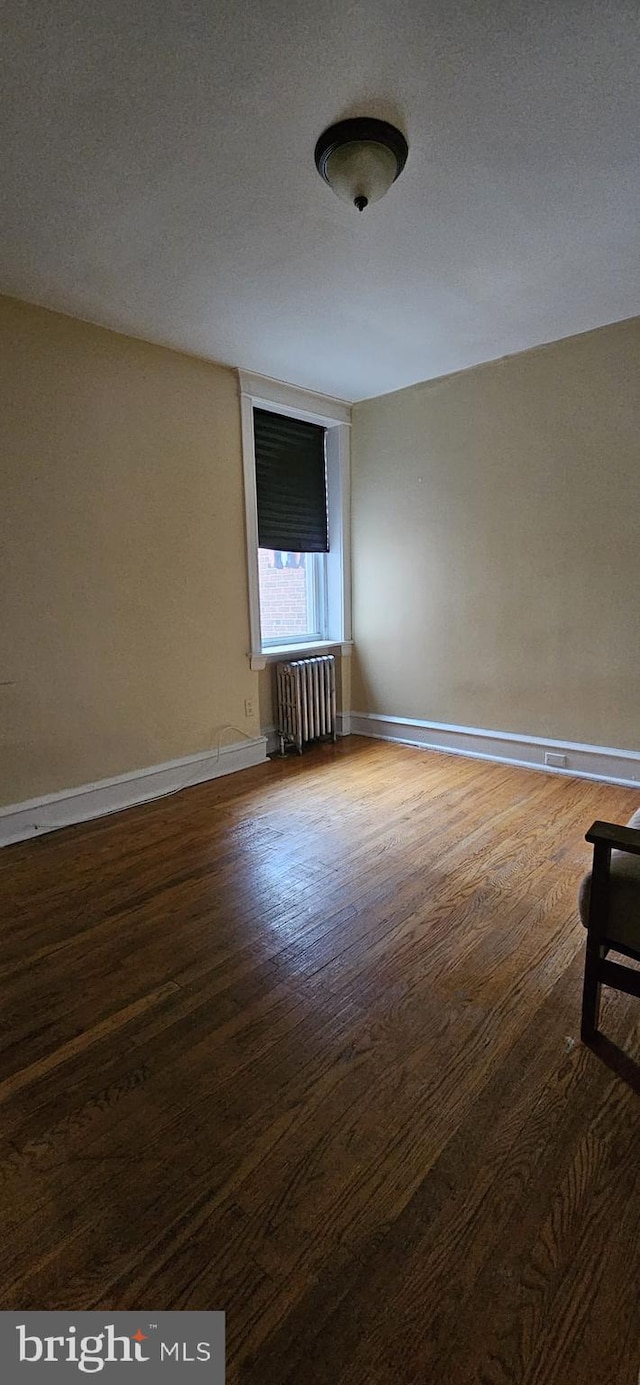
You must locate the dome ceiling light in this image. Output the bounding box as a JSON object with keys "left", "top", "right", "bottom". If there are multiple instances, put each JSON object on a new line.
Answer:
{"left": 314, "top": 117, "right": 409, "bottom": 212}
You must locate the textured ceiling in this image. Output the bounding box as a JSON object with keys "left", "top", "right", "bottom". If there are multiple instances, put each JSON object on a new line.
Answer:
{"left": 1, "top": 0, "right": 639, "bottom": 400}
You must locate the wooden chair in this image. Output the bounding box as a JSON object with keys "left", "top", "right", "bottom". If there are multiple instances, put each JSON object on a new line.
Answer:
{"left": 579, "top": 810, "right": 640, "bottom": 1041}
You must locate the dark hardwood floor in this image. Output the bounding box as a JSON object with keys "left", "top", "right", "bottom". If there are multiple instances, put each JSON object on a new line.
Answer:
{"left": 1, "top": 737, "right": 639, "bottom": 1383}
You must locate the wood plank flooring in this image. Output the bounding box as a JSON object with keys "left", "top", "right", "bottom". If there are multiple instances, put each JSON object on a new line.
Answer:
{"left": 1, "top": 737, "right": 639, "bottom": 1383}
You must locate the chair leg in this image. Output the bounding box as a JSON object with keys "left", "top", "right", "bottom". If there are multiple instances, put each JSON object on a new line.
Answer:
{"left": 581, "top": 939, "right": 605, "bottom": 1041}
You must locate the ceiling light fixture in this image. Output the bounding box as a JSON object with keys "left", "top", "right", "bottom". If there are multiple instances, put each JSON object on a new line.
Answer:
{"left": 314, "top": 117, "right": 408, "bottom": 212}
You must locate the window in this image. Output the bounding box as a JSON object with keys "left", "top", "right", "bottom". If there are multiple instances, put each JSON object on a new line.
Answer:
{"left": 239, "top": 372, "right": 351, "bottom": 668}
{"left": 258, "top": 549, "right": 326, "bottom": 645}
{"left": 253, "top": 407, "right": 328, "bottom": 648}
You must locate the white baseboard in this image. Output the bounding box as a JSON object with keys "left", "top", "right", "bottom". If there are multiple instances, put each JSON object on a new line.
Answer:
{"left": 0, "top": 737, "right": 268, "bottom": 848}
{"left": 262, "top": 713, "right": 351, "bottom": 757}
{"left": 349, "top": 712, "right": 640, "bottom": 789}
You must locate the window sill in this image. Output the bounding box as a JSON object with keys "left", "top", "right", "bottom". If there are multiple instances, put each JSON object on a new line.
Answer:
{"left": 250, "top": 640, "right": 352, "bottom": 671}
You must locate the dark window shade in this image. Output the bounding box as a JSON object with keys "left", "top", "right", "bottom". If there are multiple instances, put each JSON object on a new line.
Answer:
{"left": 254, "top": 409, "right": 328, "bottom": 552}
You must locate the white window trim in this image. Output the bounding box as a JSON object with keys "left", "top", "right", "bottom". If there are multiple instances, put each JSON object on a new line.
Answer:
{"left": 239, "top": 371, "right": 352, "bottom": 670}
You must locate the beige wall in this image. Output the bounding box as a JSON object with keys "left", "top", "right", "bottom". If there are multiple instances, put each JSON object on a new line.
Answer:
{"left": 351, "top": 318, "right": 640, "bottom": 751}
{"left": 1, "top": 295, "right": 259, "bottom": 806}
{"left": 258, "top": 666, "right": 275, "bottom": 732}
{"left": 5, "top": 296, "right": 638, "bottom": 809}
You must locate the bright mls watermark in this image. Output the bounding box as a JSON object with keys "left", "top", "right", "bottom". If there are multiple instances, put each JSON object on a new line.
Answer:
{"left": 0, "top": 1312, "right": 224, "bottom": 1380}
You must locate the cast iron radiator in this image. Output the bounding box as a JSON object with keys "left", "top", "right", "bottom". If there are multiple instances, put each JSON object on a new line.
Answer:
{"left": 276, "top": 655, "right": 337, "bottom": 754}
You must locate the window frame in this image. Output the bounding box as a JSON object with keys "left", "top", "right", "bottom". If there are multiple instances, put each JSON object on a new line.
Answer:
{"left": 239, "top": 371, "right": 351, "bottom": 670}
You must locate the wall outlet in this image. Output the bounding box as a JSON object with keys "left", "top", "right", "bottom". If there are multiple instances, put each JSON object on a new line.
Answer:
{"left": 244, "top": 698, "right": 255, "bottom": 719}
{"left": 545, "top": 751, "right": 567, "bottom": 768}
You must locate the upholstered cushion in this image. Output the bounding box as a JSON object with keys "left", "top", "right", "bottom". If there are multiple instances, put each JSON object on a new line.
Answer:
{"left": 579, "top": 808, "right": 640, "bottom": 952}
